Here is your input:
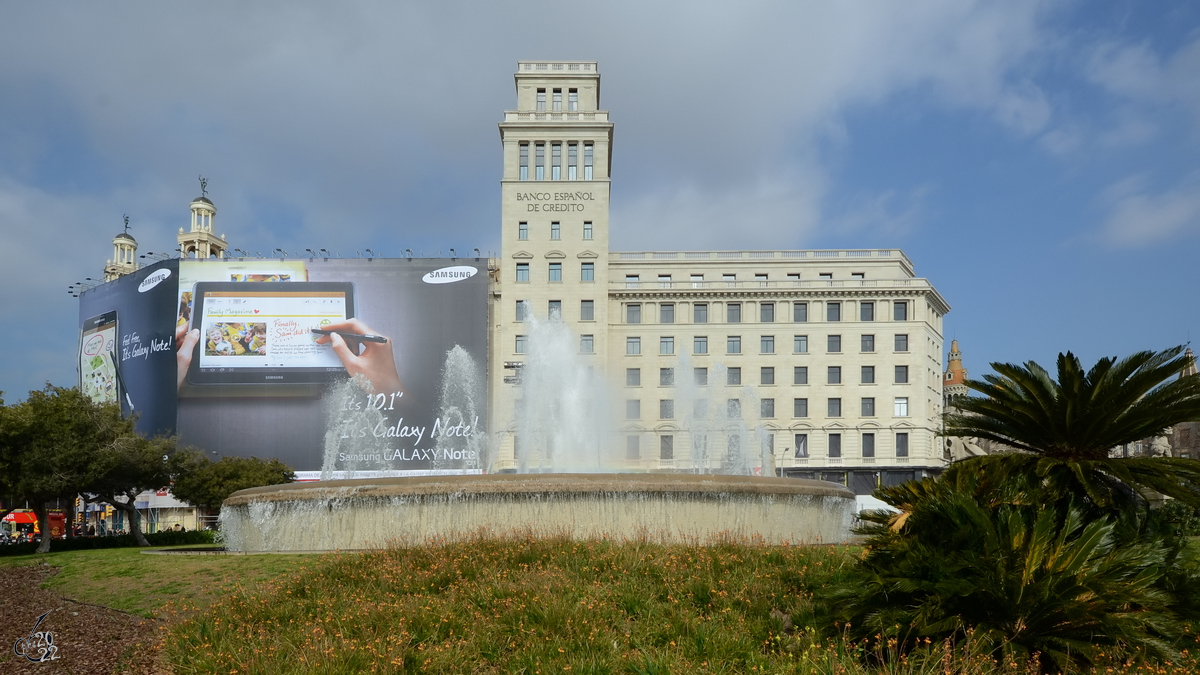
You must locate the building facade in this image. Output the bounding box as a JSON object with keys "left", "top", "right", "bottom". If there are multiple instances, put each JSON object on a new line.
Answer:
{"left": 488, "top": 62, "right": 952, "bottom": 493}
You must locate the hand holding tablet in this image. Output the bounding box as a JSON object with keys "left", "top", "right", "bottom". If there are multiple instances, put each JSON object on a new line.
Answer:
{"left": 312, "top": 319, "right": 404, "bottom": 395}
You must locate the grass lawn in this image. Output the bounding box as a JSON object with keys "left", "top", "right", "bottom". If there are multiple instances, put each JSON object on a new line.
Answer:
{"left": 0, "top": 545, "right": 311, "bottom": 618}
{"left": 6, "top": 539, "right": 1200, "bottom": 674}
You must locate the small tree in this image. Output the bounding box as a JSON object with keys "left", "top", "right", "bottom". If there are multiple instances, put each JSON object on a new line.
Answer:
{"left": 88, "top": 434, "right": 175, "bottom": 546}
{"left": 0, "top": 386, "right": 125, "bottom": 553}
{"left": 169, "top": 450, "right": 294, "bottom": 520}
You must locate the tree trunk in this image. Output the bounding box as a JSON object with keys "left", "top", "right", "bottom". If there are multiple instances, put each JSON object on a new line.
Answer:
{"left": 107, "top": 495, "right": 150, "bottom": 546}
{"left": 31, "top": 500, "right": 51, "bottom": 554}
{"left": 65, "top": 497, "right": 76, "bottom": 539}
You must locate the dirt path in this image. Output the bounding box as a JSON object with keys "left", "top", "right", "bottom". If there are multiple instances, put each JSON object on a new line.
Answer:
{"left": 0, "top": 564, "right": 167, "bottom": 674}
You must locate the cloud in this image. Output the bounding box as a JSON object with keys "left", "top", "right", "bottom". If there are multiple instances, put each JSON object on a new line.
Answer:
{"left": 1100, "top": 173, "right": 1200, "bottom": 246}
{"left": 1087, "top": 34, "right": 1200, "bottom": 131}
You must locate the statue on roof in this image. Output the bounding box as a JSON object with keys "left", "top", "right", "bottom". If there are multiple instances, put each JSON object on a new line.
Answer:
{"left": 199, "top": 175, "right": 208, "bottom": 198}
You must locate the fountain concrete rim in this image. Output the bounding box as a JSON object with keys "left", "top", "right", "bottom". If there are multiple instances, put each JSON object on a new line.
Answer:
{"left": 223, "top": 473, "right": 854, "bottom": 507}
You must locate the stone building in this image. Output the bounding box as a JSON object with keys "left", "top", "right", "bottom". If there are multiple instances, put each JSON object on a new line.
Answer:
{"left": 487, "top": 62, "right": 952, "bottom": 494}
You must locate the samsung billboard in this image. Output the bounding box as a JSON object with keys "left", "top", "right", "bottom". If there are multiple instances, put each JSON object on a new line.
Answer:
{"left": 78, "top": 258, "right": 489, "bottom": 478}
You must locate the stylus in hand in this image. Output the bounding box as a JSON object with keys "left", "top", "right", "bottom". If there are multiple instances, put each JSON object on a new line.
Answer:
{"left": 311, "top": 328, "right": 389, "bottom": 344}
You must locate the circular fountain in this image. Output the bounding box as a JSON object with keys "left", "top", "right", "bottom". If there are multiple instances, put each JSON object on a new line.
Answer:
{"left": 220, "top": 472, "right": 854, "bottom": 552}
{"left": 219, "top": 324, "right": 858, "bottom": 552}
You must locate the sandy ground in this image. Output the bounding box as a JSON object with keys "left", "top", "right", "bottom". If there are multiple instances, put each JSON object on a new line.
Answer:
{"left": 0, "top": 565, "right": 168, "bottom": 674}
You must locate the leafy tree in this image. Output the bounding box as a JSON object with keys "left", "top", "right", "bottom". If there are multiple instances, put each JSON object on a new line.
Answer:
{"left": 943, "top": 346, "right": 1200, "bottom": 523}
{"left": 0, "top": 386, "right": 126, "bottom": 553}
{"left": 168, "top": 449, "right": 294, "bottom": 517}
{"left": 89, "top": 434, "right": 175, "bottom": 547}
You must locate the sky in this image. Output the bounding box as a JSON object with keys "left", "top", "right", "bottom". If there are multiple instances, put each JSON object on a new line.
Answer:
{"left": 0, "top": 0, "right": 1198, "bottom": 400}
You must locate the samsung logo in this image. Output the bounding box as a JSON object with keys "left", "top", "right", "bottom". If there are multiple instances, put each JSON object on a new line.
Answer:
{"left": 137, "top": 268, "right": 172, "bottom": 293}
{"left": 265, "top": 376, "right": 284, "bottom": 380}
{"left": 422, "top": 266, "right": 478, "bottom": 284}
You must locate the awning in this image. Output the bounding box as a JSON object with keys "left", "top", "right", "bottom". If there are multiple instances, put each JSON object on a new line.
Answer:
{"left": 3, "top": 511, "right": 37, "bottom": 524}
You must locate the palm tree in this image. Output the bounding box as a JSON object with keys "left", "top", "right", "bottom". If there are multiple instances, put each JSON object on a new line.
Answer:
{"left": 943, "top": 346, "right": 1200, "bottom": 516}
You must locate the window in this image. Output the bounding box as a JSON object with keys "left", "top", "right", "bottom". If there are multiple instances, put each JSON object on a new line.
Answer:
{"left": 660, "top": 435, "right": 673, "bottom": 460}
{"left": 828, "top": 433, "right": 842, "bottom": 457}
{"left": 690, "top": 273, "right": 704, "bottom": 288}
{"left": 828, "top": 366, "right": 841, "bottom": 384}
{"left": 760, "top": 303, "right": 775, "bottom": 322}
{"left": 727, "top": 303, "right": 741, "bottom": 323}
{"left": 819, "top": 272, "right": 833, "bottom": 280}
{"left": 693, "top": 336, "right": 708, "bottom": 354}
{"left": 893, "top": 301, "right": 908, "bottom": 321}
{"left": 860, "top": 302, "right": 874, "bottom": 322}
{"left": 626, "top": 435, "right": 639, "bottom": 459}
{"left": 896, "top": 432, "right": 909, "bottom": 457}
{"left": 760, "top": 335, "right": 775, "bottom": 354}
{"left": 793, "top": 302, "right": 808, "bottom": 322}
{"left": 761, "top": 366, "right": 775, "bottom": 385}
{"left": 861, "top": 334, "right": 875, "bottom": 352}
{"left": 895, "top": 334, "right": 909, "bottom": 352}
{"left": 548, "top": 300, "right": 562, "bottom": 319}
{"left": 828, "top": 398, "right": 842, "bottom": 417}
{"left": 625, "top": 274, "right": 640, "bottom": 288}
{"left": 794, "top": 433, "right": 809, "bottom": 458}
{"left": 516, "top": 300, "right": 530, "bottom": 321}
{"left": 861, "top": 366, "right": 875, "bottom": 384}
{"left": 536, "top": 88, "right": 546, "bottom": 111}
{"left": 694, "top": 367, "right": 708, "bottom": 385}
{"left": 580, "top": 334, "right": 594, "bottom": 353}
{"left": 794, "top": 398, "right": 809, "bottom": 417}
{"left": 787, "top": 273, "right": 801, "bottom": 283}
{"left": 584, "top": 143, "right": 593, "bottom": 179}
{"left": 895, "top": 365, "right": 909, "bottom": 384}
{"left": 550, "top": 221, "right": 560, "bottom": 239}
{"left": 515, "top": 335, "right": 528, "bottom": 354}
{"left": 518, "top": 221, "right": 528, "bottom": 240}
{"left": 581, "top": 263, "right": 594, "bottom": 282}
{"left": 727, "top": 336, "right": 741, "bottom": 354}
{"left": 861, "top": 397, "right": 875, "bottom": 416}
{"left": 552, "top": 88, "right": 562, "bottom": 111}
{"left": 551, "top": 144, "right": 561, "bottom": 180}
{"left": 660, "top": 399, "right": 674, "bottom": 419}
{"left": 626, "top": 368, "right": 641, "bottom": 386}
{"left": 568, "top": 143, "right": 578, "bottom": 180}
{"left": 827, "top": 302, "right": 841, "bottom": 322}
{"left": 660, "top": 336, "right": 674, "bottom": 355}
{"left": 626, "top": 337, "right": 641, "bottom": 355}
{"left": 548, "top": 262, "right": 562, "bottom": 282}
{"left": 862, "top": 433, "right": 876, "bottom": 458}
{"left": 626, "top": 304, "right": 641, "bottom": 324}
{"left": 625, "top": 399, "right": 640, "bottom": 419}
{"left": 694, "top": 303, "right": 708, "bottom": 323}
{"left": 894, "top": 397, "right": 909, "bottom": 417}
{"left": 568, "top": 88, "right": 578, "bottom": 111}
{"left": 723, "top": 273, "right": 736, "bottom": 286}
{"left": 828, "top": 335, "right": 842, "bottom": 353}
{"left": 535, "top": 143, "right": 545, "bottom": 180}
{"left": 580, "top": 299, "right": 594, "bottom": 321}
{"left": 852, "top": 272, "right": 865, "bottom": 280}
{"left": 727, "top": 367, "right": 741, "bottom": 385}
{"left": 659, "top": 367, "right": 674, "bottom": 386}
{"left": 583, "top": 221, "right": 593, "bottom": 239}
{"left": 519, "top": 143, "right": 529, "bottom": 181}
{"left": 761, "top": 398, "right": 775, "bottom": 418}
{"left": 516, "top": 263, "right": 530, "bottom": 282}
{"left": 794, "top": 335, "right": 808, "bottom": 353}
{"left": 658, "top": 274, "right": 672, "bottom": 288}
{"left": 660, "top": 303, "right": 675, "bottom": 324}
{"left": 793, "top": 366, "right": 808, "bottom": 385}
{"left": 727, "top": 399, "right": 742, "bottom": 418}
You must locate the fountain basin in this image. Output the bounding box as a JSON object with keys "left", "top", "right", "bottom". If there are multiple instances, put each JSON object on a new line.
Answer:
{"left": 220, "top": 473, "right": 855, "bottom": 552}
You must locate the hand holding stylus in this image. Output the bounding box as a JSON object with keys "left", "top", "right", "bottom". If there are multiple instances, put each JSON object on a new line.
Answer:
{"left": 314, "top": 319, "right": 404, "bottom": 395}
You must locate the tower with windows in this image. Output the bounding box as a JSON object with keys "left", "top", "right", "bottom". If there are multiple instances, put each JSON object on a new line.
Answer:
{"left": 492, "top": 61, "right": 615, "bottom": 466}
{"left": 177, "top": 184, "right": 228, "bottom": 259}
{"left": 103, "top": 217, "right": 139, "bottom": 281}
{"left": 943, "top": 339, "right": 968, "bottom": 404}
